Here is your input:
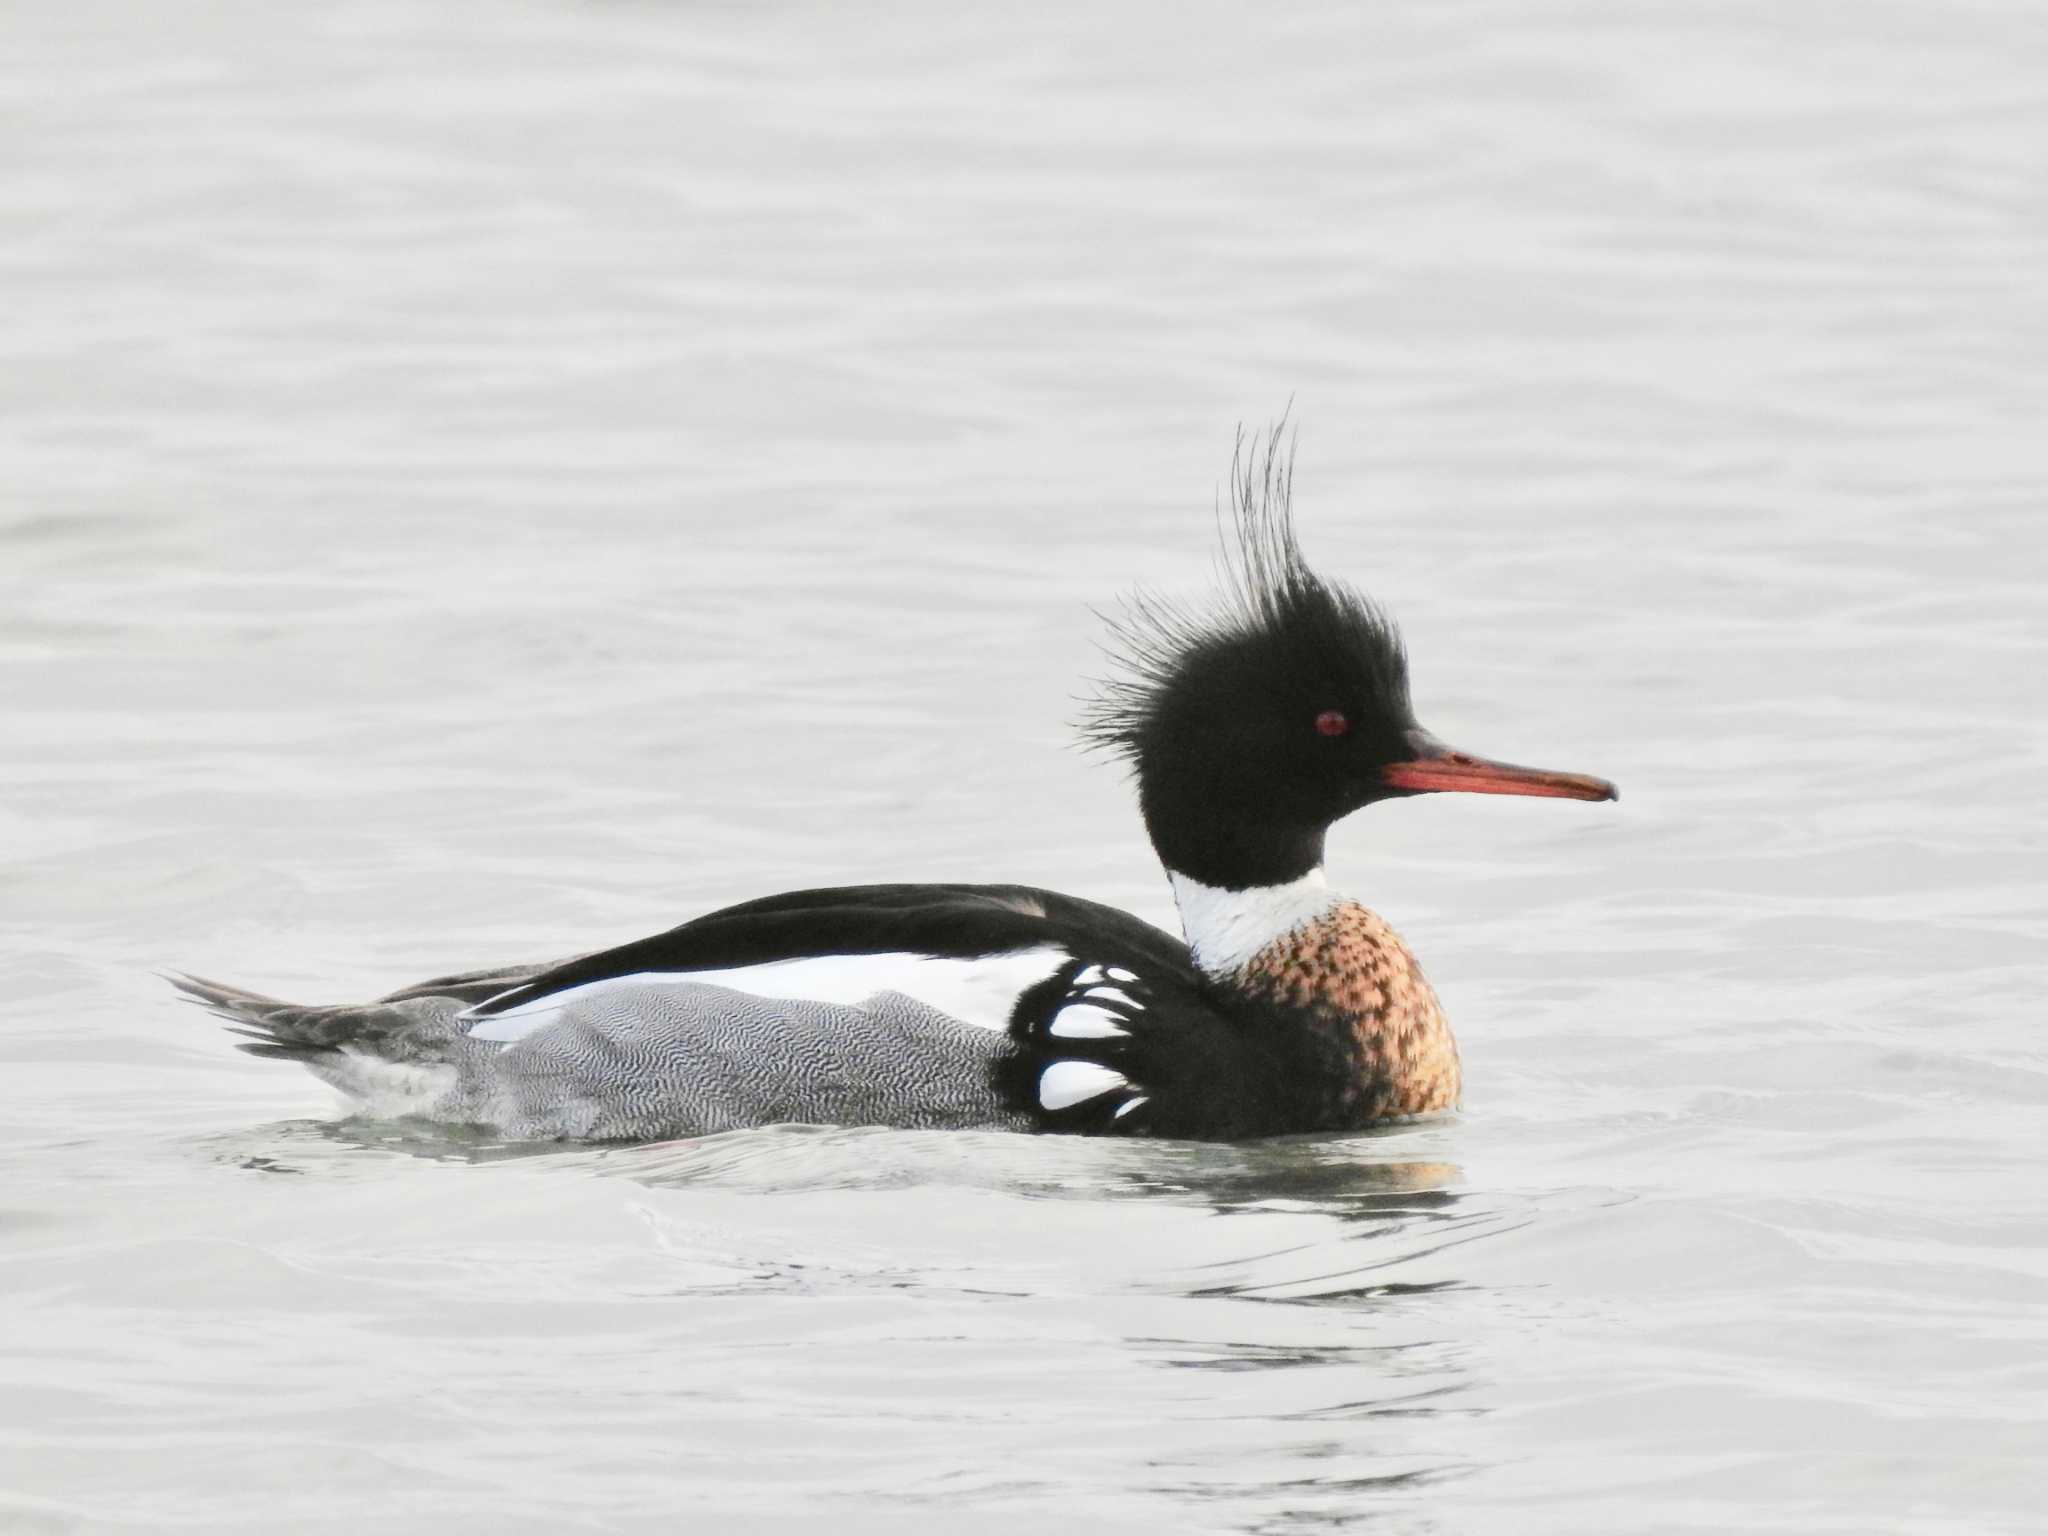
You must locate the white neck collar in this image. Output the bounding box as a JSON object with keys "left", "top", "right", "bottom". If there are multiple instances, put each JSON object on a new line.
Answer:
{"left": 1166, "top": 867, "right": 1343, "bottom": 978}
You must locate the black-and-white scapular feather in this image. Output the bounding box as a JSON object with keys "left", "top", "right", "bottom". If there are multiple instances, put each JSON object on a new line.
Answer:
{"left": 171, "top": 884, "right": 1223, "bottom": 1140}
{"left": 173, "top": 426, "right": 1616, "bottom": 1142}
{"left": 461, "top": 885, "right": 1227, "bottom": 1138}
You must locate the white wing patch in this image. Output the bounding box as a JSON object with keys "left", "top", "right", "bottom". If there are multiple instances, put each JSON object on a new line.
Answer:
{"left": 1071, "top": 964, "right": 1139, "bottom": 988}
{"left": 1047, "top": 1002, "right": 1130, "bottom": 1040}
{"left": 464, "top": 947, "right": 1068, "bottom": 1045}
{"left": 1038, "top": 1060, "right": 1129, "bottom": 1111}
{"left": 1082, "top": 985, "right": 1141, "bottom": 1012}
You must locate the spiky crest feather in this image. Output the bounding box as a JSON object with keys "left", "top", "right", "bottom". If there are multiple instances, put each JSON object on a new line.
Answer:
{"left": 1079, "top": 423, "right": 1412, "bottom": 761}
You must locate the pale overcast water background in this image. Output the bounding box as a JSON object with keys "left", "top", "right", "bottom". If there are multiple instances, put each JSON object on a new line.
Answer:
{"left": 4, "top": 2, "right": 2046, "bottom": 1532}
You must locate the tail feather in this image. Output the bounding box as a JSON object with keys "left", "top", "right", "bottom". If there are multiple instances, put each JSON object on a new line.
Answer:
{"left": 164, "top": 971, "right": 443, "bottom": 1063}
{"left": 165, "top": 973, "right": 312, "bottom": 1060}
{"left": 165, "top": 971, "right": 279, "bottom": 1012}
{"left": 166, "top": 969, "right": 478, "bottom": 1113}
{"left": 376, "top": 956, "right": 579, "bottom": 1008}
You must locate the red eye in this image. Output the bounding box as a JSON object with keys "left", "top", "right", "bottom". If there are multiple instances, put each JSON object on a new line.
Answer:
{"left": 1315, "top": 710, "right": 1350, "bottom": 737}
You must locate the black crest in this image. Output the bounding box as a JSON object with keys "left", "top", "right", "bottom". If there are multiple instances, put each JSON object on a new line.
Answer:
{"left": 1079, "top": 422, "right": 1413, "bottom": 764}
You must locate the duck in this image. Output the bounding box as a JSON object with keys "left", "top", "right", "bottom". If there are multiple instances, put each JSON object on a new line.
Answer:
{"left": 171, "top": 432, "right": 1616, "bottom": 1142}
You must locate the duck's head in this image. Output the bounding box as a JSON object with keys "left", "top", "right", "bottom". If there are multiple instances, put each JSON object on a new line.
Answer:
{"left": 1082, "top": 429, "right": 1616, "bottom": 891}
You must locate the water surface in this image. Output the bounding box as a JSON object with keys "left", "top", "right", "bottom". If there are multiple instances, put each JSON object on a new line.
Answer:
{"left": 3, "top": 2, "right": 2044, "bottom": 1531}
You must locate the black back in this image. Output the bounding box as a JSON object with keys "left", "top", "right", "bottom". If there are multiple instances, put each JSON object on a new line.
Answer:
{"left": 465, "top": 882, "right": 1197, "bottom": 1016}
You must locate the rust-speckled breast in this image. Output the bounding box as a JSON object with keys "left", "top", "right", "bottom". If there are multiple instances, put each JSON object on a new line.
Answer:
{"left": 1237, "top": 900, "right": 1461, "bottom": 1123}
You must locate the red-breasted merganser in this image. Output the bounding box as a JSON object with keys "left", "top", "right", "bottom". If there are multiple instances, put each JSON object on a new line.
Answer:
{"left": 171, "top": 433, "right": 1616, "bottom": 1141}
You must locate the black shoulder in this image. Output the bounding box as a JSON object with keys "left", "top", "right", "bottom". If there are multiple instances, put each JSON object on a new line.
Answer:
{"left": 465, "top": 882, "right": 1189, "bottom": 1017}
{"left": 994, "top": 960, "right": 1300, "bottom": 1139}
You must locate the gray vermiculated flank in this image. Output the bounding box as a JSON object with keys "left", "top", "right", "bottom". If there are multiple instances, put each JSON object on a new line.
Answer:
{"left": 188, "top": 974, "right": 1032, "bottom": 1140}
{"left": 455, "top": 983, "right": 1029, "bottom": 1139}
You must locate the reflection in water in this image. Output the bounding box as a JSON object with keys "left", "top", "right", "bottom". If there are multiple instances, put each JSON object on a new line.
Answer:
{"left": 200, "top": 1112, "right": 1498, "bottom": 1524}
{"left": 206, "top": 1113, "right": 1465, "bottom": 1213}
{"left": 203, "top": 1115, "right": 1490, "bottom": 1310}
{"left": 199, "top": 1114, "right": 558, "bottom": 1172}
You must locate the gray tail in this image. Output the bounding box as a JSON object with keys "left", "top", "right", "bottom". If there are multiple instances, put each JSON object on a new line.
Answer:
{"left": 164, "top": 972, "right": 424, "bottom": 1064}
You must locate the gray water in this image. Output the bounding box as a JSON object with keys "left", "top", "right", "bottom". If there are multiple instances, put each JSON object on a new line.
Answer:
{"left": 4, "top": 2, "right": 2045, "bottom": 1531}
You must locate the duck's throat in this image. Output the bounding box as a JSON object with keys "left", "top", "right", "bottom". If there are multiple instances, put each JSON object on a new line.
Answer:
{"left": 1167, "top": 868, "right": 1343, "bottom": 979}
{"left": 1168, "top": 868, "right": 1462, "bottom": 1122}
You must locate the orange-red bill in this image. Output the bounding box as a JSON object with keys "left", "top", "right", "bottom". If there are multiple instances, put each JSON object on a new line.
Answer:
{"left": 1379, "top": 740, "right": 1617, "bottom": 802}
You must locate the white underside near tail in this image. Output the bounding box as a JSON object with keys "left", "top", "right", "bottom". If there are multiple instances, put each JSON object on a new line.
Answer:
{"left": 307, "top": 1051, "right": 459, "bottom": 1114}
{"left": 465, "top": 947, "right": 1070, "bottom": 1045}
